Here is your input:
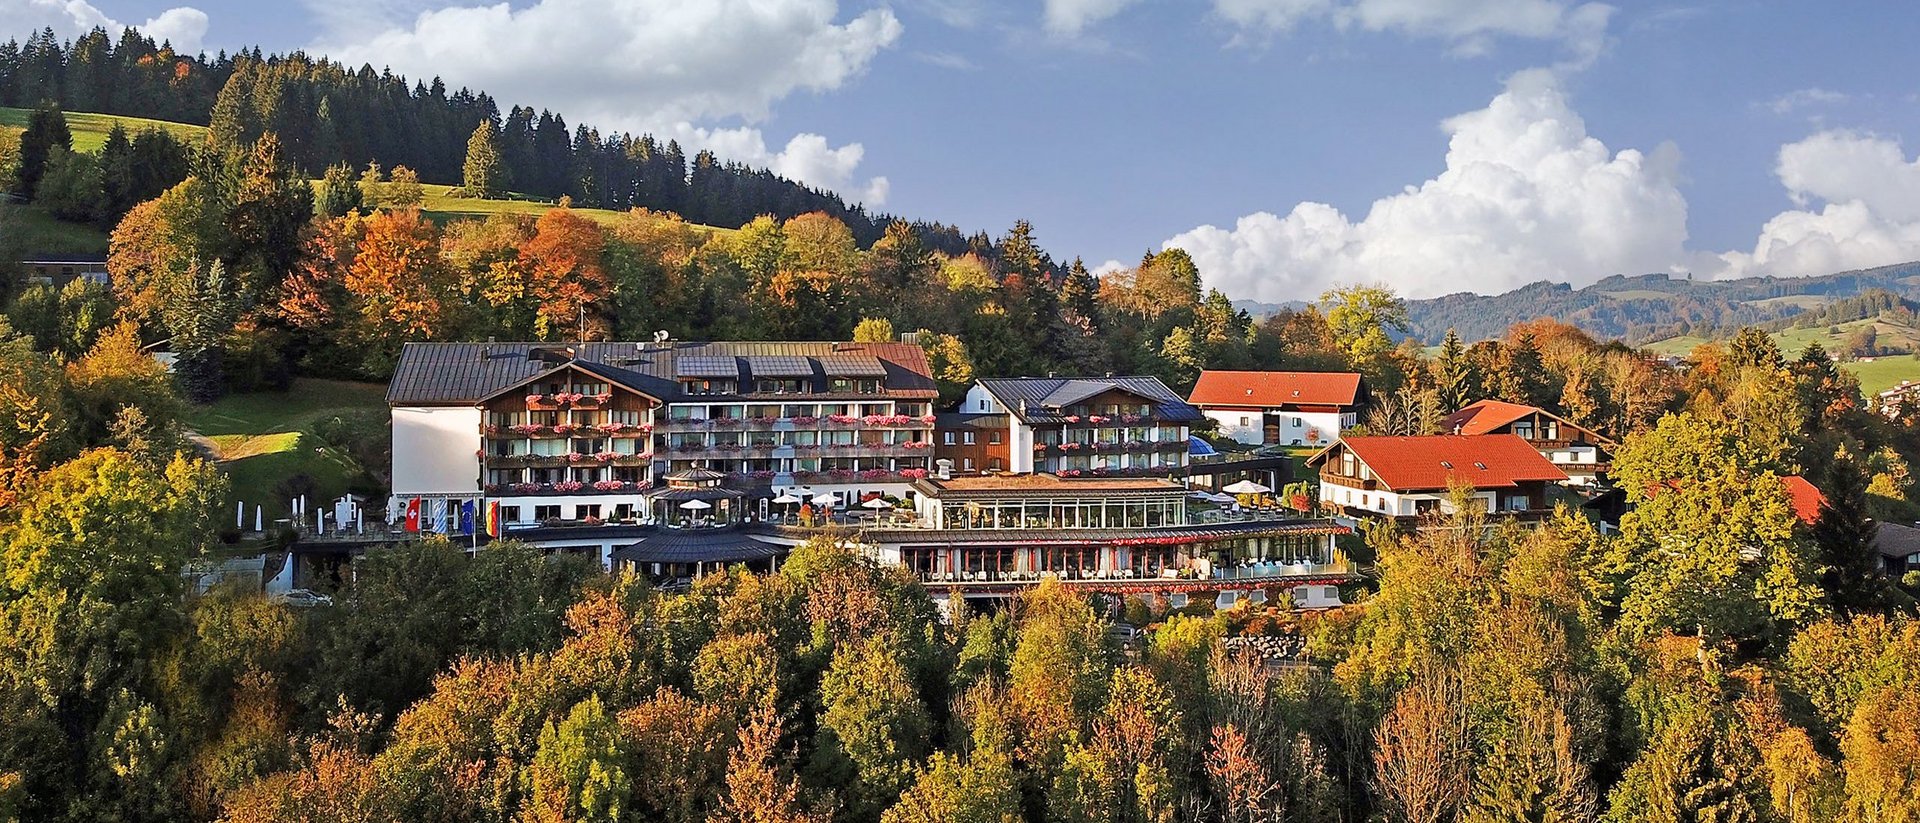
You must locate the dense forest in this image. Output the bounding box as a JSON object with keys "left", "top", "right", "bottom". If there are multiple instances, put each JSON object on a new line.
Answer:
{"left": 0, "top": 25, "right": 974, "bottom": 248}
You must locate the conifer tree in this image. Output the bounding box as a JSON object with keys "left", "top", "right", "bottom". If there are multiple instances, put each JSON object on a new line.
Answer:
{"left": 1432, "top": 329, "right": 1473, "bottom": 413}
{"left": 16, "top": 102, "right": 69, "bottom": 198}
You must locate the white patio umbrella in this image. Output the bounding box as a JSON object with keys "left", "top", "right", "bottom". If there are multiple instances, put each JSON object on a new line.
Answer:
{"left": 861, "top": 497, "right": 891, "bottom": 510}
{"left": 1222, "top": 479, "right": 1271, "bottom": 495}
{"left": 811, "top": 492, "right": 839, "bottom": 505}
{"left": 679, "top": 499, "right": 713, "bottom": 510}
{"left": 772, "top": 492, "right": 803, "bottom": 504}
{"left": 1187, "top": 489, "right": 1213, "bottom": 499}
{"left": 1206, "top": 493, "right": 1237, "bottom": 504}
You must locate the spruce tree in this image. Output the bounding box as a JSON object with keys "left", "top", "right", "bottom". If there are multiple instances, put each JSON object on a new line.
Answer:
{"left": 16, "top": 102, "right": 69, "bottom": 198}
{"left": 1813, "top": 449, "right": 1885, "bottom": 615}
{"left": 1433, "top": 328, "right": 1473, "bottom": 412}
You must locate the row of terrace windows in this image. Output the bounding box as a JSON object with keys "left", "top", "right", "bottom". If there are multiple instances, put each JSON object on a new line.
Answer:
{"left": 679, "top": 378, "right": 888, "bottom": 395}
{"left": 937, "top": 497, "right": 1189, "bottom": 530}
{"left": 489, "top": 409, "right": 649, "bottom": 428}
{"left": 667, "top": 402, "right": 930, "bottom": 420}
{"left": 1036, "top": 426, "right": 1186, "bottom": 445}
{"left": 1045, "top": 453, "right": 1185, "bottom": 471}
{"left": 667, "top": 456, "right": 925, "bottom": 474}
{"left": 487, "top": 466, "right": 649, "bottom": 486}
{"left": 663, "top": 430, "right": 927, "bottom": 449}
{"left": 532, "top": 380, "right": 610, "bottom": 396}
{"left": 489, "top": 438, "right": 649, "bottom": 457}
{"left": 1064, "top": 402, "right": 1154, "bottom": 418}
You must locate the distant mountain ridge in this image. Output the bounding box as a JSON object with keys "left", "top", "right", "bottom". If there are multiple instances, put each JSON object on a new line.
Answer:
{"left": 1400, "top": 261, "right": 1920, "bottom": 344}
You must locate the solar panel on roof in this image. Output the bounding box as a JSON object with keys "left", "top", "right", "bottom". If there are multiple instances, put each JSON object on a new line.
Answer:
{"left": 744, "top": 356, "right": 813, "bottom": 377}
{"left": 818, "top": 354, "right": 888, "bottom": 377}
{"left": 676, "top": 355, "right": 739, "bottom": 378}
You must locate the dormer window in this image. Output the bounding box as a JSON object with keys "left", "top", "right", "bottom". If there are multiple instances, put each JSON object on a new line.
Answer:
{"left": 755, "top": 378, "right": 803, "bottom": 394}
{"left": 681, "top": 379, "right": 736, "bottom": 395}
{"left": 830, "top": 377, "right": 884, "bottom": 394}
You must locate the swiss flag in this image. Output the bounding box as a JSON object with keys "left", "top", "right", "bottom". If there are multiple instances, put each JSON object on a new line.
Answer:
{"left": 404, "top": 498, "right": 422, "bottom": 532}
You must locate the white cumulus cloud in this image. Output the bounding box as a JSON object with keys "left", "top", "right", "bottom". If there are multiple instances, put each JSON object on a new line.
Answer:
{"left": 318, "top": 0, "right": 899, "bottom": 205}
{"left": 1713, "top": 132, "right": 1920, "bottom": 279}
{"left": 1163, "top": 68, "right": 1689, "bottom": 301}
{"left": 0, "top": 0, "right": 208, "bottom": 53}
{"left": 668, "top": 124, "right": 891, "bottom": 207}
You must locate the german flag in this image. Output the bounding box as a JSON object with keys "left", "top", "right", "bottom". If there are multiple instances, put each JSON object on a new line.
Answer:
{"left": 485, "top": 500, "right": 502, "bottom": 538}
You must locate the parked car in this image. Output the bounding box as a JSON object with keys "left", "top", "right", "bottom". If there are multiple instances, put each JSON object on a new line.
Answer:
{"left": 277, "top": 589, "right": 334, "bottom": 607}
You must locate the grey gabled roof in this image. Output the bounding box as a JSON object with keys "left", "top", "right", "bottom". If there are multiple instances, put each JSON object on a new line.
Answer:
{"left": 388, "top": 341, "right": 938, "bottom": 406}
{"left": 975, "top": 376, "right": 1204, "bottom": 425}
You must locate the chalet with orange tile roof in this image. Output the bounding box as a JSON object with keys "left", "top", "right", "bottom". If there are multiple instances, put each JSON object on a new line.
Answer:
{"left": 1188, "top": 370, "right": 1368, "bottom": 447}
{"left": 1440, "top": 399, "right": 1617, "bottom": 486}
{"left": 1307, "top": 434, "right": 1568, "bottom": 522}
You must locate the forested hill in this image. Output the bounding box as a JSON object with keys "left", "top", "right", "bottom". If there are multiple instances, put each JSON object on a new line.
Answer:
{"left": 0, "top": 26, "right": 974, "bottom": 250}
{"left": 1401, "top": 260, "right": 1920, "bottom": 344}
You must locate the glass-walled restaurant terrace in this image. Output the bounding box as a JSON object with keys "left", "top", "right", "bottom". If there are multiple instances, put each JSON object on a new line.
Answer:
{"left": 931, "top": 496, "right": 1189, "bottom": 530}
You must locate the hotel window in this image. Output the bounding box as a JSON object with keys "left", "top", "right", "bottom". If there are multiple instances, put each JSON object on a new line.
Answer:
{"left": 681, "top": 379, "right": 735, "bottom": 395}
{"left": 608, "top": 409, "right": 641, "bottom": 425}
{"left": 990, "top": 431, "right": 1002, "bottom": 444}
{"left": 502, "top": 505, "right": 522, "bottom": 523}
{"left": 1513, "top": 422, "right": 1534, "bottom": 439}
{"left": 1240, "top": 416, "right": 1251, "bottom": 426}
{"left": 977, "top": 398, "right": 990, "bottom": 411}
{"left": 1292, "top": 417, "right": 1303, "bottom": 427}
{"left": 577, "top": 504, "right": 602, "bottom": 520}
{"left": 963, "top": 432, "right": 976, "bottom": 445}
{"left": 941, "top": 432, "right": 956, "bottom": 446}
{"left": 989, "top": 458, "right": 1003, "bottom": 471}
{"left": 534, "top": 505, "right": 560, "bottom": 521}
{"left": 755, "top": 378, "right": 802, "bottom": 394}
{"left": 962, "top": 457, "right": 974, "bottom": 470}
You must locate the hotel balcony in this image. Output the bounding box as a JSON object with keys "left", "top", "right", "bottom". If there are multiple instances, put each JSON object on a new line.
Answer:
{"left": 660, "top": 415, "right": 936, "bottom": 433}
{"left": 482, "top": 423, "right": 651, "bottom": 439}
{"left": 486, "top": 453, "right": 653, "bottom": 469}
{"left": 1319, "top": 473, "right": 1376, "bottom": 491}
{"left": 482, "top": 480, "right": 655, "bottom": 497}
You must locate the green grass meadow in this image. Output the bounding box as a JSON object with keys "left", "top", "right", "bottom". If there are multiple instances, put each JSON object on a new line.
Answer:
{"left": 183, "top": 379, "right": 389, "bottom": 519}
{"left": 0, "top": 107, "right": 207, "bottom": 153}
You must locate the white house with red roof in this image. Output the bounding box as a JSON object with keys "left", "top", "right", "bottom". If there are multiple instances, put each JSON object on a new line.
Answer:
{"left": 1188, "top": 370, "right": 1367, "bottom": 447}
{"left": 1307, "top": 434, "right": 1568, "bottom": 522}
{"left": 1440, "top": 399, "right": 1617, "bottom": 486}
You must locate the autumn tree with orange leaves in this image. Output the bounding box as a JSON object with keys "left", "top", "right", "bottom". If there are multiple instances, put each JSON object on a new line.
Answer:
{"left": 521, "top": 206, "right": 611, "bottom": 340}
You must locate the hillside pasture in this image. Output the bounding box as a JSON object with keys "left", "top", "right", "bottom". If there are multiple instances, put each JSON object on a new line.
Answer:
{"left": 183, "top": 379, "right": 390, "bottom": 519}
{"left": 0, "top": 107, "right": 206, "bottom": 153}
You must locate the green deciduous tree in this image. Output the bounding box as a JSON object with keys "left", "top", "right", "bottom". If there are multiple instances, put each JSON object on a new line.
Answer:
{"left": 463, "top": 119, "right": 508, "bottom": 198}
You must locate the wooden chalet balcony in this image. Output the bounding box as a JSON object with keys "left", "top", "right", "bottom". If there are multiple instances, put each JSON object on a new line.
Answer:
{"left": 486, "top": 453, "right": 653, "bottom": 469}
{"left": 1320, "top": 473, "right": 1377, "bottom": 491}
{"left": 662, "top": 416, "right": 936, "bottom": 433}
{"left": 483, "top": 423, "right": 650, "bottom": 439}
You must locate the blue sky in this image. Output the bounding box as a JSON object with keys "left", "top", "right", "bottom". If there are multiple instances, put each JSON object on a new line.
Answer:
{"left": 14, "top": 0, "right": 1920, "bottom": 300}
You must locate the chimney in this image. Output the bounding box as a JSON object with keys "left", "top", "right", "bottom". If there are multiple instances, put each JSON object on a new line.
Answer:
{"left": 935, "top": 458, "right": 953, "bottom": 481}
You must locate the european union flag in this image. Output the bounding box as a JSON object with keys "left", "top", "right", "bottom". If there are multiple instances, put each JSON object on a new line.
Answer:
{"left": 460, "top": 500, "right": 476, "bottom": 535}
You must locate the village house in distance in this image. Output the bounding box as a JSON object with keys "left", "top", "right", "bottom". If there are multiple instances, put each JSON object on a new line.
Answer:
{"left": 1308, "top": 433, "right": 1569, "bottom": 523}
{"left": 1440, "top": 399, "right": 1617, "bottom": 486}
{"left": 1187, "top": 369, "right": 1367, "bottom": 447}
